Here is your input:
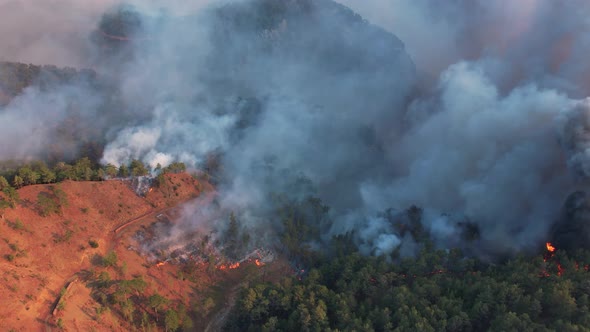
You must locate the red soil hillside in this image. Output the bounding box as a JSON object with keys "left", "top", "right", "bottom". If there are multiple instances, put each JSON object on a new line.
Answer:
{"left": 0, "top": 173, "right": 211, "bottom": 331}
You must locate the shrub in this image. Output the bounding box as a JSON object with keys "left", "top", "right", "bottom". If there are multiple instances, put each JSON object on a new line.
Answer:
{"left": 103, "top": 251, "right": 118, "bottom": 267}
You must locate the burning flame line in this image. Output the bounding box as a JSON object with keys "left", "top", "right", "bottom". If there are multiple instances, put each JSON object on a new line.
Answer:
{"left": 217, "top": 258, "right": 265, "bottom": 271}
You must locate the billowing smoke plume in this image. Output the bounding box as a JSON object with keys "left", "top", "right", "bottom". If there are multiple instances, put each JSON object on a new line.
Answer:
{"left": 0, "top": 0, "right": 118, "bottom": 67}
{"left": 337, "top": 0, "right": 590, "bottom": 98}
{"left": 4, "top": 0, "right": 590, "bottom": 258}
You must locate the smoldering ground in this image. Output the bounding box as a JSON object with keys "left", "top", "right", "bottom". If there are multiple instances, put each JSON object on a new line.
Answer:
{"left": 4, "top": 0, "right": 590, "bottom": 259}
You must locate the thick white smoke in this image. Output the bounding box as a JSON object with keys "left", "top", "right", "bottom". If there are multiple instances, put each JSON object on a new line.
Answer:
{"left": 361, "top": 62, "right": 580, "bottom": 254}
{"left": 101, "top": 104, "right": 236, "bottom": 168}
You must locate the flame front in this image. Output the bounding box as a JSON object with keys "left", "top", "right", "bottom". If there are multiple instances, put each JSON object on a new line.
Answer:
{"left": 217, "top": 262, "right": 241, "bottom": 270}
{"left": 217, "top": 259, "right": 265, "bottom": 271}
{"left": 546, "top": 242, "right": 556, "bottom": 252}
{"left": 156, "top": 262, "right": 166, "bottom": 267}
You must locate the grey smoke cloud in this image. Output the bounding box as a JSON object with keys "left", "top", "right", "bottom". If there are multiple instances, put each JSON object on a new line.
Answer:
{"left": 98, "top": 0, "right": 590, "bottom": 257}
{"left": 0, "top": 0, "right": 118, "bottom": 67}
{"left": 558, "top": 100, "right": 590, "bottom": 179}
{"left": 0, "top": 81, "right": 105, "bottom": 161}
{"left": 364, "top": 62, "right": 578, "bottom": 254}
{"left": 4, "top": 0, "right": 590, "bottom": 258}
{"left": 336, "top": 0, "right": 590, "bottom": 97}
{"left": 0, "top": 0, "right": 222, "bottom": 67}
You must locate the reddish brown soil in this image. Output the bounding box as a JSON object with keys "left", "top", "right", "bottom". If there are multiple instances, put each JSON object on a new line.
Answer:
{"left": 0, "top": 172, "right": 293, "bottom": 332}
{"left": 0, "top": 173, "right": 210, "bottom": 331}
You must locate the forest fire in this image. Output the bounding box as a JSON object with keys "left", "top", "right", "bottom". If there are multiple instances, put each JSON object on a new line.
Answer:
{"left": 217, "top": 258, "right": 266, "bottom": 271}
{"left": 544, "top": 242, "right": 556, "bottom": 262}
{"left": 217, "top": 262, "right": 241, "bottom": 270}
{"left": 155, "top": 262, "right": 166, "bottom": 268}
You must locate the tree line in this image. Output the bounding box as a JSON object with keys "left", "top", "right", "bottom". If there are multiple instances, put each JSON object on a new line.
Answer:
{"left": 0, "top": 61, "right": 96, "bottom": 98}
{"left": 0, "top": 158, "right": 187, "bottom": 190}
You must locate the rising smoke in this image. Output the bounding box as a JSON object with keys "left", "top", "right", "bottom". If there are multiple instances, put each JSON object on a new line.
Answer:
{"left": 3, "top": 0, "right": 590, "bottom": 258}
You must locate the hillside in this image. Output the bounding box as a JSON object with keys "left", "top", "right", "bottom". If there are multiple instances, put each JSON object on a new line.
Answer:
{"left": 0, "top": 173, "right": 220, "bottom": 331}
{"left": 0, "top": 62, "right": 97, "bottom": 102}
{"left": 5, "top": 0, "right": 590, "bottom": 331}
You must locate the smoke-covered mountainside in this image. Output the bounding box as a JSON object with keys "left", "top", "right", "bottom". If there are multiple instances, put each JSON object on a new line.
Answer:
{"left": 0, "top": 62, "right": 96, "bottom": 100}
{"left": 3, "top": 0, "right": 590, "bottom": 262}
{"left": 4, "top": 0, "right": 590, "bottom": 330}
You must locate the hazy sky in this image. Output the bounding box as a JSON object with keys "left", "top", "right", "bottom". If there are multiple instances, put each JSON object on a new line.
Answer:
{"left": 0, "top": 0, "right": 216, "bottom": 66}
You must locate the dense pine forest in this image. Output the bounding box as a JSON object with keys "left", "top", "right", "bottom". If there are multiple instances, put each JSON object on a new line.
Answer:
{"left": 228, "top": 247, "right": 590, "bottom": 331}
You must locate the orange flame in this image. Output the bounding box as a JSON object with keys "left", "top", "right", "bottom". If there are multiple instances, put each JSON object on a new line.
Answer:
{"left": 156, "top": 262, "right": 166, "bottom": 268}
{"left": 217, "top": 262, "right": 241, "bottom": 271}
{"left": 546, "top": 242, "right": 556, "bottom": 252}
{"left": 217, "top": 258, "right": 267, "bottom": 271}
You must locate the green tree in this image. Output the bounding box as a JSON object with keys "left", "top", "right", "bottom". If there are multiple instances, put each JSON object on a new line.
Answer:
{"left": 103, "top": 251, "right": 118, "bottom": 267}
{"left": 121, "top": 298, "right": 135, "bottom": 321}
{"left": 37, "top": 192, "right": 59, "bottom": 216}
{"left": 73, "top": 157, "right": 94, "bottom": 180}
{"left": 155, "top": 173, "right": 167, "bottom": 188}
{"left": 119, "top": 164, "right": 129, "bottom": 177}
{"left": 164, "top": 162, "right": 186, "bottom": 174}
{"left": 130, "top": 159, "right": 149, "bottom": 176}
{"left": 122, "top": 276, "right": 147, "bottom": 296}
{"left": 0, "top": 176, "right": 10, "bottom": 190}
{"left": 32, "top": 161, "right": 56, "bottom": 183}
{"left": 12, "top": 175, "right": 24, "bottom": 188}
{"left": 104, "top": 163, "right": 119, "bottom": 178}
{"left": 18, "top": 166, "right": 39, "bottom": 185}
{"left": 149, "top": 293, "right": 168, "bottom": 316}
{"left": 182, "top": 316, "right": 194, "bottom": 331}
{"left": 57, "top": 317, "right": 64, "bottom": 329}
{"left": 2, "top": 186, "right": 19, "bottom": 208}
{"left": 52, "top": 186, "right": 69, "bottom": 209}
{"left": 54, "top": 162, "right": 75, "bottom": 181}
{"left": 39, "top": 167, "right": 56, "bottom": 183}
{"left": 165, "top": 309, "right": 180, "bottom": 332}
{"left": 96, "top": 168, "right": 106, "bottom": 180}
